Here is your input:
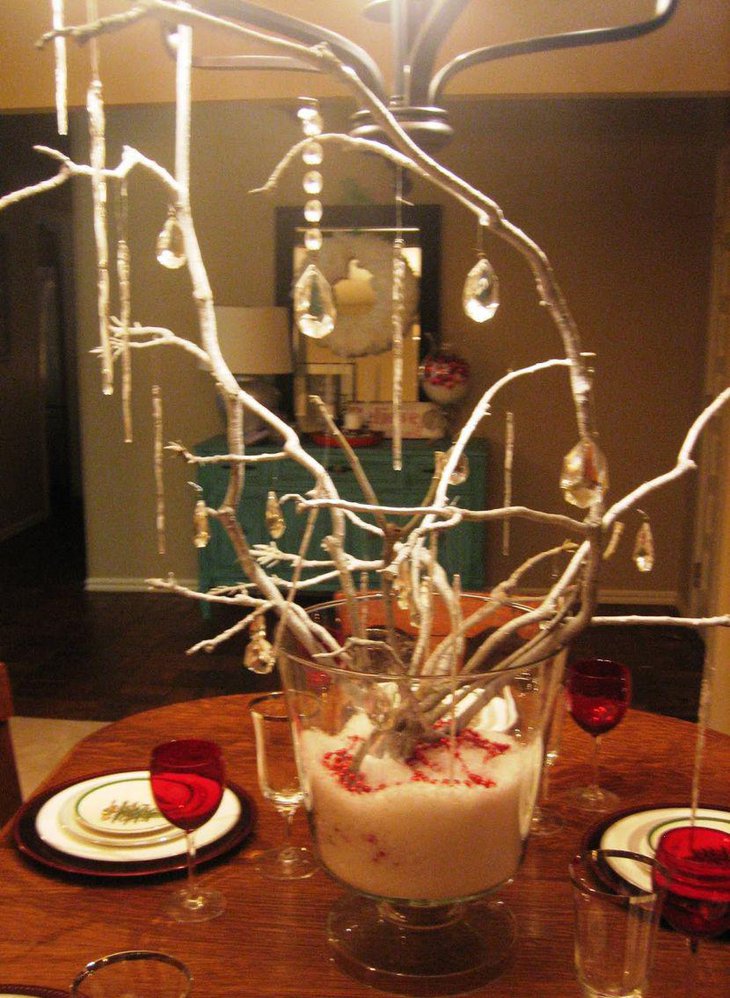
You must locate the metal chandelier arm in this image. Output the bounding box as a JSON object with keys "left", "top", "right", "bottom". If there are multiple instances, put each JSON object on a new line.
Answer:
{"left": 177, "top": 0, "right": 387, "bottom": 98}
{"left": 406, "top": 0, "right": 471, "bottom": 105}
{"left": 427, "top": 0, "right": 680, "bottom": 105}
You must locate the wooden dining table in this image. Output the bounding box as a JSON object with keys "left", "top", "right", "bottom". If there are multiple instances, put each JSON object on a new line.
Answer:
{"left": 0, "top": 694, "right": 728, "bottom": 996}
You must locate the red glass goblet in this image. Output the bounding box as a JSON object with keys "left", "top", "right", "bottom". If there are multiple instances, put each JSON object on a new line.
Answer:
{"left": 150, "top": 738, "right": 226, "bottom": 921}
{"left": 565, "top": 657, "right": 631, "bottom": 812}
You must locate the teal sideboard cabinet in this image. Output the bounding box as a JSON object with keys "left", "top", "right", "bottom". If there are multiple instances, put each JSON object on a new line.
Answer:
{"left": 194, "top": 435, "right": 488, "bottom": 601}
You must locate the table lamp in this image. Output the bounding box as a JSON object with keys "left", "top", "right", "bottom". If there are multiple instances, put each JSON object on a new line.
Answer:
{"left": 214, "top": 305, "right": 293, "bottom": 437}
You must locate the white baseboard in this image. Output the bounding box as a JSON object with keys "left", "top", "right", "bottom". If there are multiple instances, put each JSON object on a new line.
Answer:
{"left": 85, "top": 577, "right": 197, "bottom": 593}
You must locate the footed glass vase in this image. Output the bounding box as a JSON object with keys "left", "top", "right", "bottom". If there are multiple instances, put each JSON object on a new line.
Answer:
{"left": 279, "top": 593, "right": 564, "bottom": 995}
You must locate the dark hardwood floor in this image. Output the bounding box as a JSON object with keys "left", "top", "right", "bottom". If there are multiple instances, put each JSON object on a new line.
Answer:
{"left": 0, "top": 505, "right": 705, "bottom": 723}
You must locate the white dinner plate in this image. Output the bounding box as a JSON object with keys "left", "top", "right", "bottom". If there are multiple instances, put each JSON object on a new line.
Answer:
{"left": 35, "top": 770, "right": 241, "bottom": 864}
{"left": 59, "top": 794, "right": 184, "bottom": 849}
{"left": 600, "top": 805, "right": 730, "bottom": 891}
{"left": 73, "top": 775, "right": 172, "bottom": 836}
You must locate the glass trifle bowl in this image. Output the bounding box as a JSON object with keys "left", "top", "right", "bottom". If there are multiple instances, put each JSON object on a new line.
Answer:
{"left": 278, "top": 592, "right": 565, "bottom": 995}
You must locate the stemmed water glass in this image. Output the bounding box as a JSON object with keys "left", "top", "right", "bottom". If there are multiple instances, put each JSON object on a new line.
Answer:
{"left": 653, "top": 825, "right": 730, "bottom": 997}
{"left": 149, "top": 738, "right": 226, "bottom": 921}
{"left": 249, "top": 691, "right": 317, "bottom": 880}
{"left": 565, "top": 657, "right": 631, "bottom": 812}
{"left": 530, "top": 661, "right": 567, "bottom": 837}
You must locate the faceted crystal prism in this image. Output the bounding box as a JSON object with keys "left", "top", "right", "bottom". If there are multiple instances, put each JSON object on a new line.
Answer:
{"left": 304, "top": 228, "right": 323, "bottom": 252}
{"left": 560, "top": 438, "right": 609, "bottom": 508}
{"left": 302, "top": 141, "right": 324, "bottom": 165}
{"left": 294, "top": 263, "right": 336, "bottom": 339}
{"left": 265, "top": 490, "right": 286, "bottom": 540}
{"left": 155, "top": 211, "right": 187, "bottom": 270}
{"left": 192, "top": 499, "right": 210, "bottom": 548}
{"left": 303, "top": 171, "right": 323, "bottom": 195}
{"left": 304, "top": 198, "right": 323, "bottom": 223}
{"left": 244, "top": 632, "right": 275, "bottom": 674}
{"left": 462, "top": 255, "right": 500, "bottom": 323}
{"left": 633, "top": 519, "right": 655, "bottom": 572}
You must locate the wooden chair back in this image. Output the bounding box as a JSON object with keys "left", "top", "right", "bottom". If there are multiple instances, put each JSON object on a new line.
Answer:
{"left": 0, "top": 663, "right": 23, "bottom": 826}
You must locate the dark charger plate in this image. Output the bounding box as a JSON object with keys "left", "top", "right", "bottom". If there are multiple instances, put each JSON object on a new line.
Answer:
{"left": 13, "top": 769, "right": 256, "bottom": 879}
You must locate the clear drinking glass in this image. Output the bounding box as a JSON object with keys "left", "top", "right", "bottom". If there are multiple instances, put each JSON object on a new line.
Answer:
{"left": 570, "top": 848, "right": 665, "bottom": 998}
{"left": 249, "top": 691, "right": 318, "bottom": 880}
{"left": 71, "top": 950, "right": 192, "bottom": 998}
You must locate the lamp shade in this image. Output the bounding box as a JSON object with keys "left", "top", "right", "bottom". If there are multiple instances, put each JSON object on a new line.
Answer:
{"left": 214, "top": 306, "right": 293, "bottom": 375}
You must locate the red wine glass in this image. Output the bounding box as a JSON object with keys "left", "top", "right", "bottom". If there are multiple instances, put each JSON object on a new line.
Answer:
{"left": 653, "top": 825, "right": 730, "bottom": 997}
{"left": 565, "top": 657, "right": 631, "bottom": 812}
{"left": 150, "top": 738, "right": 226, "bottom": 921}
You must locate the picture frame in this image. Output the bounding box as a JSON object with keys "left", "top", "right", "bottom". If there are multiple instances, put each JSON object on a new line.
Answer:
{"left": 275, "top": 203, "right": 441, "bottom": 429}
{"left": 0, "top": 233, "right": 9, "bottom": 359}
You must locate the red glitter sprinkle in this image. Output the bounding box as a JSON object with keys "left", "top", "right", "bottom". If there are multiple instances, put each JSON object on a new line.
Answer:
{"left": 321, "top": 728, "right": 510, "bottom": 793}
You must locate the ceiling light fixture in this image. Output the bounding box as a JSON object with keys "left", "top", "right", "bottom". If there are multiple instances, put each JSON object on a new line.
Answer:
{"left": 167, "top": 1, "right": 679, "bottom": 147}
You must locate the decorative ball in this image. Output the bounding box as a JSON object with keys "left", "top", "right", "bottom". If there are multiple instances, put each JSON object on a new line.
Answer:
{"left": 420, "top": 345, "right": 470, "bottom": 404}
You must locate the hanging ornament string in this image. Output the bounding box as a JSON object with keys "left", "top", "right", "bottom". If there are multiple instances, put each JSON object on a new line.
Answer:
{"left": 391, "top": 166, "right": 407, "bottom": 471}
{"left": 86, "top": 0, "right": 113, "bottom": 396}
{"left": 633, "top": 510, "right": 655, "bottom": 572}
{"left": 293, "top": 98, "right": 336, "bottom": 341}
{"left": 51, "top": 0, "right": 68, "bottom": 136}
{"left": 502, "top": 409, "right": 514, "bottom": 556}
{"left": 463, "top": 218, "right": 500, "bottom": 324}
{"left": 114, "top": 177, "right": 133, "bottom": 442}
{"left": 152, "top": 385, "right": 166, "bottom": 556}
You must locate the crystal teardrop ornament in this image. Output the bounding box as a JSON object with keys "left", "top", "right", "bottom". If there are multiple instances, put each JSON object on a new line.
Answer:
{"left": 435, "top": 449, "right": 470, "bottom": 486}
{"left": 449, "top": 453, "right": 470, "bottom": 486}
{"left": 302, "top": 141, "right": 323, "bottom": 166}
{"left": 244, "top": 633, "right": 275, "bottom": 675}
{"left": 192, "top": 499, "right": 210, "bottom": 548}
{"left": 560, "top": 438, "right": 609, "bottom": 508}
{"left": 463, "top": 255, "right": 500, "bottom": 323}
{"left": 294, "top": 263, "right": 336, "bottom": 340}
{"left": 633, "top": 519, "right": 655, "bottom": 572}
{"left": 265, "top": 490, "right": 286, "bottom": 539}
{"left": 155, "top": 211, "right": 187, "bottom": 270}
{"left": 394, "top": 561, "right": 411, "bottom": 611}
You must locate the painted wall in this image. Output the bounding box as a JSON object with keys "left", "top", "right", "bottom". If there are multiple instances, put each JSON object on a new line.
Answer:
{"left": 2, "top": 2, "right": 729, "bottom": 111}
{"left": 62, "top": 95, "right": 724, "bottom": 602}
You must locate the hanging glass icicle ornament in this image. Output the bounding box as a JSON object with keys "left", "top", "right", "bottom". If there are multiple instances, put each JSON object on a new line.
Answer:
{"left": 155, "top": 206, "right": 187, "bottom": 269}
{"left": 294, "top": 98, "right": 336, "bottom": 342}
{"left": 115, "top": 178, "right": 133, "bottom": 443}
{"left": 193, "top": 499, "right": 210, "bottom": 549}
{"left": 244, "top": 615, "right": 275, "bottom": 675}
{"left": 265, "top": 489, "right": 286, "bottom": 540}
{"left": 463, "top": 223, "right": 500, "bottom": 323}
{"left": 52, "top": 0, "right": 68, "bottom": 136}
{"left": 633, "top": 513, "right": 655, "bottom": 572}
{"left": 502, "top": 410, "right": 514, "bottom": 556}
{"left": 152, "top": 385, "right": 165, "bottom": 556}
{"left": 560, "top": 437, "right": 609, "bottom": 508}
